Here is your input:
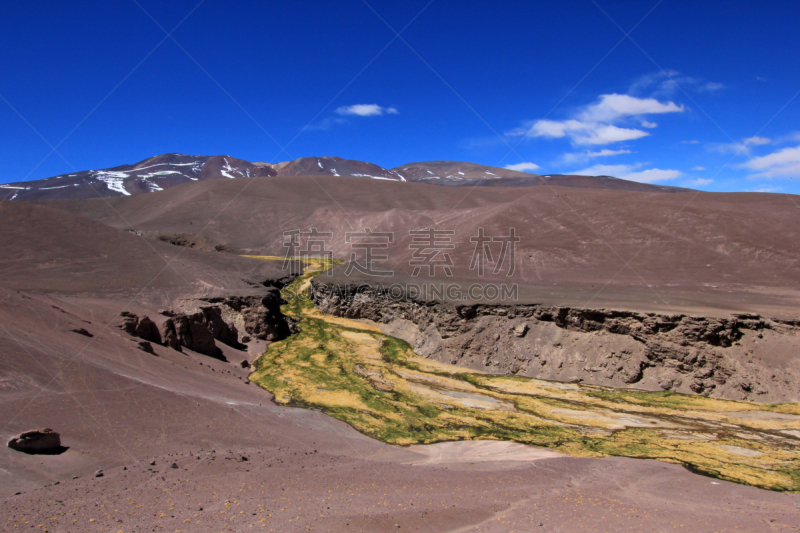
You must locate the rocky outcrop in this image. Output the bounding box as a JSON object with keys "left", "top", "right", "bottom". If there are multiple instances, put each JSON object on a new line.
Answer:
{"left": 311, "top": 281, "right": 800, "bottom": 403}
{"left": 213, "top": 290, "right": 290, "bottom": 342}
{"left": 119, "top": 312, "right": 162, "bottom": 344}
{"left": 170, "top": 289, "right": 291, "bottom": 342}
{"left": 159, "top": 287, "right": 291, "bottom": 358}
{"left": 7, "top": 428, "right": 62, "bottom": 454}
{"left": 160, "top": 309, "right": 237, "bottom": 358}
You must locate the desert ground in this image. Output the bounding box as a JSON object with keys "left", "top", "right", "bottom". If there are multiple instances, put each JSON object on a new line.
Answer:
{"left": 2, "top": 175, "right": 800, "bottom": 531}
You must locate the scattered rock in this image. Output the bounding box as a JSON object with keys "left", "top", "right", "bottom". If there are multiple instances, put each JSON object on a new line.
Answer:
{"left": 240, "top": 359, "right": 250, "bottom": 369}
{"left": 7, "top": 428, "right": 61, "bottom": 454}
{"left": 94, "top": 470, "right": 103, "bottom": 478}
{"left": 513, "top": 324, "right": 529, "bottom": 338}
{"left": 170, "top": 463, "right": 178, "bottom": 469}
{"left": 137, "top": 340, "right": 155, "bottom": 354}
{"left": 71, "top": 328, "right": 93, "bottom": 337}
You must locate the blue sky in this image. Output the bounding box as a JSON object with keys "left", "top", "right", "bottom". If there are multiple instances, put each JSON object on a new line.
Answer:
{"left": 1, "top": 0, "right": 798, "bottom": 193}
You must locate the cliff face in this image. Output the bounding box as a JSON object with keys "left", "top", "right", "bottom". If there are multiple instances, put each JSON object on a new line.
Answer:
{"left": 311, "top": 281, "right": 800, "bottom": 403}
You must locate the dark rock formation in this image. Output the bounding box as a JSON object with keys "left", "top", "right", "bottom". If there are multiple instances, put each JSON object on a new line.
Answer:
{"left": 7, "top": 428, "right": 61, "bottom": 454}
{"left": 135, "top": 316, "right": 162, "bottom": 344}
{"left": 71, "top": 328, "right": 93, "bottom": 337}
{"left": 310, "top": 281, "right": 800, "bottom": 403}
{"left": 159, "top": 306, "right": 247, "bottom": 359}
{"left": 161, "top": 315, "right": 219, "bottom": 357}
{"left": 119, "top": 312, "right": 162, "bottom": 344}
{"left": 201, "top": 289, "right": 290, "bottom": 342}
{"left": 137, "top": 341, "right": 155, "bottom": 354}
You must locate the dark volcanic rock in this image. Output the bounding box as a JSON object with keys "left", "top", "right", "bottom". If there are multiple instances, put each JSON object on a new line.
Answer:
{"left": 206, "top": 289, "right": 290, "bottom": 342}
{"left": 71, "top": 328, "right": 93, "bottom": 337}
{"left": 161, "top": 315, "right": 218, "bottom": 357}
{"left": 160, "top": 308, "right": 244, "bottom": 358}
{"left": 119, "top": 311, "right": 139, "bottom": 335}
{"left": 7, "top": 428, "right": 61, "bottom": 454}
{"left": 135, "top": 316, "right": 162, "bottom": 344}
{"left": 119, "top": 312, "right": 162, "bottom": 344}
{"left": 137, "top": 341, "right": 155, "bottom": 354}
{"left": 162, "top": 320, "right": 182, "bottom": 351}
{"left": 197, "top": 307, "right": 241, "bottom": 347}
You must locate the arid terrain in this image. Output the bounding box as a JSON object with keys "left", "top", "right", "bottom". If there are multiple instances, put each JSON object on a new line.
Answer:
{"left": 2, "top": 167, "right": 800, "bottom": 531}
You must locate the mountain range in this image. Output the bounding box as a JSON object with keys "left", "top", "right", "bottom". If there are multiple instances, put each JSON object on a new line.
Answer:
{"left": 0, "top": 153, "right": 688, "bottom": 201}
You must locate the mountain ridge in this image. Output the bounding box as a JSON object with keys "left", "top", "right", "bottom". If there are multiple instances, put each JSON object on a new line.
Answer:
{"left": 0, "top": 153, "right": 690, "bottom": 201}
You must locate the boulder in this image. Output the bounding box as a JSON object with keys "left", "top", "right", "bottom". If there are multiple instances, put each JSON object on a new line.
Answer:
{"left": 7, "top": 428, "right": 61, "bottom": 454}
{"left": 161, "top": 319, "right": 182, "bottom": 351}
{"left": 119, "top": 311, "right": 139, "bottom": 335}
{"left": 137, "top": 340, "right": 155, "bottom": 354}
{"left": 161, "top": 314, "right": 219, "bottom": 357}
{"left": 219, "top": 290, "right": 290, "bottom": 342}
{"left": 72, "top": 328, "right": 93, "bottom": 337}
{"left": 135, "top": 316, "right": 162, "bottom": 344}
{"left": 197, "top": 307, "right": 241, "bottom": 347}
{"left": 119, "top": 312, "right": 162, "bottom": 344}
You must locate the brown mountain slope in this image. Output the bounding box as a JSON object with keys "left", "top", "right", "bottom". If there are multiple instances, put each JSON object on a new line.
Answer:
{"left": 38, "top": 175, "right": 800, "bottom": 317}
{"left": 392, "top": 160, "right": 689, "bottom": 191}
{"left": 0, "top": 199, "right": 285, "bottom": 297}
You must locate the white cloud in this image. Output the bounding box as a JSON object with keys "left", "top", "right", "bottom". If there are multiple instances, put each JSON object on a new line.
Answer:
{"left": 743, "top": 135, "right": 771, "bottom": 146}
{"left": 504, "top": 162, "right": 539, "bottom": 172}
{"left": 571, "top": 164, "right": 634, "bottom": 177}
{"left": 578, "top": 94, "right": 683, "bottom": 123}
{"left": 641, "top": 120, "right": 657, "bottom": 128}
{"left": 691, "top": 166, "right": 706, "bottom": 171}
{"left": 622, "top": 168, "right": 682, "bottom": 183}
{"left": 515, "top": 119, "right": 649, "bottom": 145}
{"left": 776, "top": 131, "right": 800, "bottom": 144}
{"left": 508, "top": 93, "right": 683, "bottom": 146}
{"left": 630, "top": 71, "right": 725, "bottom": 97}
{"left": 335, "top": 104, "right": 398, "bottom": 116}
{"left": 306, "top": 117, "right": 347, "bottom": 131}
{"left": 700, "top": 82, "right": 726, "bottom": 92}
{"left": 710, "top": 136, "right": 772, "bottom": 156}
{"left": 587, "top": 149, "right": 631, "bottom": 157}
{"left": 687, "top": 178, "right": 713, "bottom": 186}
{"left": 708, "top": 142, "right": 750, "bottom": 155}
{"left": 560, "top": 148, "right": 632, "bottom": 164}
{"left": 683, "top": 140, "right": 700, "bottom": 144}
{"left": 741, "top": 145, "right": 800, "bottom": 177}
{"left": 571, "top": 163, "right": 681, "bottom": 183}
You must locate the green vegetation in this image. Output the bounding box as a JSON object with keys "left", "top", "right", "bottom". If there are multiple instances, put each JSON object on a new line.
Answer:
{"left": 250, "top": 257, "right": 800, "bottom": 492}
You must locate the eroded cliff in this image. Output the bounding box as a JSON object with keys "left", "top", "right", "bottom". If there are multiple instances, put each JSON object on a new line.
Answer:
{"left": 311, "top": 281, "right": 800, "bottom": 403}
